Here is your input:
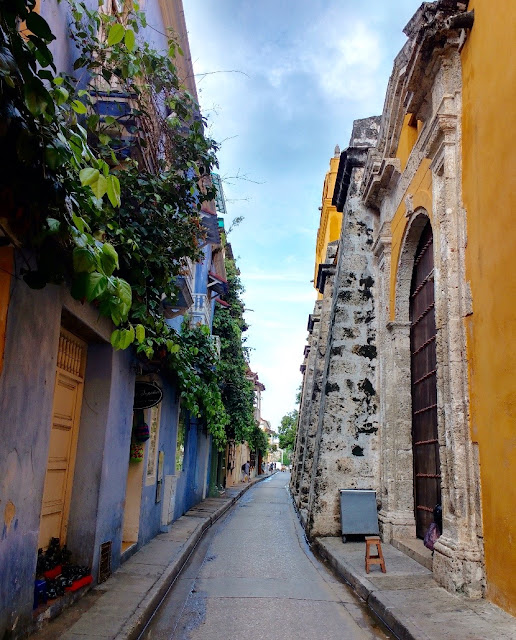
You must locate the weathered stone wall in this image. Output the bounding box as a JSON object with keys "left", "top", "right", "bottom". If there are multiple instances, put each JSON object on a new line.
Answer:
{"left": 306, "top": 171, "right": 379, "bottom": 538}
{"left": 291, "top": 302, "right": 321, "bottom": 506}
{"left": 296, "top": 247, "right": 336, "bottom": 523}
{"left": 291, "top": 118, "right": 380, "bottom": 538}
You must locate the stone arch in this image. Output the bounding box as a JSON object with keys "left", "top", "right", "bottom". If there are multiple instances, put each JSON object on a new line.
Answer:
{"left": 394, "top": 209, "right": 431, "bottom": 323}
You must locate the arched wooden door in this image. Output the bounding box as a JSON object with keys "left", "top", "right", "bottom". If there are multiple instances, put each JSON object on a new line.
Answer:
{"left": 410, "top": 220, "right": 441, "bottom": 539}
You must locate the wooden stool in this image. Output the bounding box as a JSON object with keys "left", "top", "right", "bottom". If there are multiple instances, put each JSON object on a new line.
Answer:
{"left": 365, "top": 536, "right": 386, "bottom": 574}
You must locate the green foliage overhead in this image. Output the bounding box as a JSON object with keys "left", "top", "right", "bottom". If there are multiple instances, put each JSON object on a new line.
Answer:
{"left": 0, "top": 0, "right": 230, "bottom": 444}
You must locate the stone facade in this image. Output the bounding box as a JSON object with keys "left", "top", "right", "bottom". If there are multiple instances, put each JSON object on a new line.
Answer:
{"left": 292, "top": 117, "right": 381, "bottom": 537}
{"left": 292, "top": 0, "right": 486, "bottom": 602}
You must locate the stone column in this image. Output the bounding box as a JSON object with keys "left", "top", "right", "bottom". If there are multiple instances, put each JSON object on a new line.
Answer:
{"left": 374, "top": 223, "right": 417, "bottom": 540}
{"left": 429, "top": 99, "right": 485, "bottom": 598}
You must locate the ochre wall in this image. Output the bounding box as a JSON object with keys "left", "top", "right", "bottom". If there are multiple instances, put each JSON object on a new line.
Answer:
{"left": 314, "top": 155, "right": 342, "bottom": 297}
{"left": 390, "top": 157, "right": 433, "bottom": 320}
{"left": 461, "top": 0, "right": 516, "bottom": 614}
{"left": 396, "top": 114, "right": 418, "bottom": 173}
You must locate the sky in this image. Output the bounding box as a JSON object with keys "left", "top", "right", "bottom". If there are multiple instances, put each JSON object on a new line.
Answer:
{"left": 183, "top": 0, "right": 422, "bottom": 431}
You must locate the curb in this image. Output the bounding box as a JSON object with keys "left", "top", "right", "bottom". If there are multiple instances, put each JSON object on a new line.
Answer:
{"left": 313, "top": 538, "right": 428, "bottom": 640}
{"left": 116, "top": 473, "right": 270, "bottom": 640}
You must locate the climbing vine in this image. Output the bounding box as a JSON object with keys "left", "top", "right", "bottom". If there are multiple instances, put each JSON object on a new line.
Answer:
{"left": 0, "top": 0, "right": 229, "bottom": 442}
{"left": 213, "top": 248, "right": 266, "bottom": 453}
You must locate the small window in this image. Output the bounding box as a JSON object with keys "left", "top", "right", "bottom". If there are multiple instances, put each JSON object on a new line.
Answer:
{"left": 176, "top": 407, "right": 186, "bottom": 473}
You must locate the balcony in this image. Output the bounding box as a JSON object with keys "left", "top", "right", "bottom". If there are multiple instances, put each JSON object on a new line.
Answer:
{"left": 162, "top": 272, "right": 194, "bottom": 320}
{"left": 191, "top": 293, "right": 212, "bottom": 327}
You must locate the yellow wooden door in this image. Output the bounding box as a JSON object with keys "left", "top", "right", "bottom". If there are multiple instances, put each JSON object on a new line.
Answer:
{"left": 38, "top": 330, "right": 87, "bottom": 549}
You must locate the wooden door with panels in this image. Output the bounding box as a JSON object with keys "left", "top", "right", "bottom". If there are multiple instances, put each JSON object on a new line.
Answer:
{"left": 410, "top": 221, "right": 442, "bottom": 539}
{"left": 38, "top": 329, "right": 87, "bottom": 549}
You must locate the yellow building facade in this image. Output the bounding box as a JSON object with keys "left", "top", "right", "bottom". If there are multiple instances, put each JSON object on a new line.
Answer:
{"left": 314, "top": 148, "right": 343, "bottom": 297}
{"left": 461, "top": 0, "right": 516, "bottom": 614}
{"left": 379, "top": 0, "right": 516, "bottom": 614}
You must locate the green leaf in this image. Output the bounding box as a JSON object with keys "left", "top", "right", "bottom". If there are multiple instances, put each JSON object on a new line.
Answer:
{"left": 46, "top": 218, "right": 60, "bottom": 234}
{"left": 99, "top": 242, "right": 119, "bottom": 276}
{"left": 135, "top": 324, "right": 145, "bottom": 343}
{"left": 106, "top": 175, "right": 121, "bottom": 207}
{"left": 44, "top": 143, "right": 66, "bottom": 169}
{"left": 73, "top": 247, "right": 96, "bottom": 273}
{"left": 71, "top": 99, "right": 87, "bottom": 114}
{"left": 85, "top": 272, "right": 108, "bottom": 301}
{"left": 26, "top": 11, "right": 55, "bottom": 41}
{"left": 124, "top": 28, "right": 135, "bottom": 51}
{"left": 107, "top": 23, "right": 125, "bottom": 46}
{"left": 24, "top": 79, "right": 51, "bottom": 116}
{"left": 53, "top": 76, "right": 64, "bottom": 86}
{"left": 72, "top": 213, "right": 87, "bottom": 233}
{"left": 99, "top": 133, "right": 111, "bottom": 145}
{"left": 116, "top": 278, "right": 132, "bottom": 308}
{"left": 110, "top": 308, "right": 122, "bottom": 326}
{"left": 110, "top": 327, "right": 135, "bottom": 350}
{"left": 110, "top": 329, "right": 122, "bottom": 349}
{"left": 28, "top": 35, "right": 55, "bottom": 69}
{"left": 102, "top": 243, "right": 119, "bottom": 268}
{"left": 79, "top": 168, "right": 99, "bottom": 187}
{"left": 100, "top": 160, "right": 110, "bottom": 177}
{"left": 86, "top": 113, "right": 100, "bottom": 128}
{"left": 91, "top": 174, "right": 107, "bottom": 199}
{"left": 54, "top": 86, "right": 69, "bottom": 105}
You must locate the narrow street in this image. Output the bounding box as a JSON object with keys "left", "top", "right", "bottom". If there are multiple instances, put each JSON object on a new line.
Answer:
{"left": 140, "top": 473, "right": 394, "bottom": 640}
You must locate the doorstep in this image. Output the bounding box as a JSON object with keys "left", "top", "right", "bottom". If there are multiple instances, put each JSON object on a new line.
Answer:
{"left": 391, "top": 537, "right": 433, "bottom": 571}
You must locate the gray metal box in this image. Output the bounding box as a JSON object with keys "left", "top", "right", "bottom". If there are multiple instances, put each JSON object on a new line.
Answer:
{"left": 339, "top": 489, "right": 379, "bottom": 541}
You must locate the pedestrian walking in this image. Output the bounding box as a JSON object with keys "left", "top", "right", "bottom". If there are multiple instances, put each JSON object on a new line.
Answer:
{"left": 241, "top": 460, "right": 250, "bottom": 483}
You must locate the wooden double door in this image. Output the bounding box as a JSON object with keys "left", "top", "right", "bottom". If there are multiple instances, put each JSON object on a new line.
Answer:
{"left": 410, "top": 221, "right": 441, "bottom": 539}
{"left": 38, "top": 330, "right": 87, "bottom": 549}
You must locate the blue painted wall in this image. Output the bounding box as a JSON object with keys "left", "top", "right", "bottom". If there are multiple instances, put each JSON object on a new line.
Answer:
{"left": 66, "top": 345, "right": 135, "bottom": 574}
{"left": 0, "top": 3, "right": 215, "bottom": 636}
{"left": 0, "top": 254, "right": 135, "bottom": 636}
{"left": 137, "top": 378, "right": 179, "bottom": 545}
{"left": 0, "top": 266, "right": 61, "bottom": 635}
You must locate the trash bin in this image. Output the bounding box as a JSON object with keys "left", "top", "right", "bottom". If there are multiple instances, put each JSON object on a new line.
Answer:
{"left": 339, "top": 489, "right": 379, "bottom": 542}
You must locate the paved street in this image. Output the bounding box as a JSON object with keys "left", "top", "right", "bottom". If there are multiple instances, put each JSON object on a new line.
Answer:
{"left": 141, "top": 473, "right": 393, "bottom": 640}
